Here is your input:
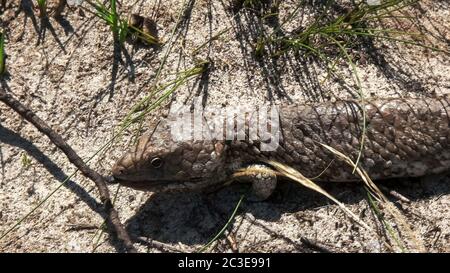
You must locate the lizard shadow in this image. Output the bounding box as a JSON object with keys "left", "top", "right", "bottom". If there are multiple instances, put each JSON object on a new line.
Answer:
{"left": 125, "top": 174, "right": 450, "bottom": 247}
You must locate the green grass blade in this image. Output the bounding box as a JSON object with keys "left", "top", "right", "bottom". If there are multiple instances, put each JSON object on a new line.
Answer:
{"left": 0, "top": 31, "right": 5, "bottom": 75}
{"left": 325, "top": 35, "right": 367, "bottom": 171}
{"left": 366, "top": 191, "right": 406, "bottom": 252}
{"left": 198, "top": 195, "right": 245, "bottom": 253}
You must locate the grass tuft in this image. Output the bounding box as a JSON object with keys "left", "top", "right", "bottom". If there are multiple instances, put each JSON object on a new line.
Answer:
{"left": 36, "top": 0, "right": 47, "bottom": 17}
{"left": 85, "top": 0, "right": 159, "bottom": 45}
{"left": 21, "top": 153, "right": 32, "bottom": 169}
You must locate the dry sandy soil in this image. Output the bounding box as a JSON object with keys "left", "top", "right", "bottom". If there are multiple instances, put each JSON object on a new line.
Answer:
{"left": 0, "top": 0, "right": 449, "bottom": 252}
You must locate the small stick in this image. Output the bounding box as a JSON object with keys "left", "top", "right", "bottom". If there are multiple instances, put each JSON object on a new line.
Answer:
{"left": 0, "top": 90, "right": 137, "bottom": 253}
{"left": 379, "top": 185, "right": 411, "bottom": 203}
{"left": 135, "top": 237, "right": 187, "bottom": 253}
{"left": 300, "top": 237, "right": 336, "bottom": 253}
{"left": 225, "top": 231, "right": 239, "bottom": 252}
{"left": 65, "top": 224, "right": 99, "bottom": 232}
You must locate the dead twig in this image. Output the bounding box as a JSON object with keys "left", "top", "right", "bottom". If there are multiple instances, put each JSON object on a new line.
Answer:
{"left": 135, "top": 237, "right": 187, "bottom": 253}
{"left": 300, "top": 237, "right": 337, "bottom": 253}
{"left": 379, "top": 185, "right": 411, "bottom": 203}
{"left": 65, "top": 224, "right": 99, "bottom": 232}
{"left": 0, "top": 89, "right": 137, "bottom": 253}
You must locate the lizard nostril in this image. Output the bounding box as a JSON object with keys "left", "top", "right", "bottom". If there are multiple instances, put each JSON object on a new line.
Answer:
{"left": 113, "top": 166, "right": 126, "bottom": 177}
{"left": 106, "top": 175, "right": 118, "bottom": 184}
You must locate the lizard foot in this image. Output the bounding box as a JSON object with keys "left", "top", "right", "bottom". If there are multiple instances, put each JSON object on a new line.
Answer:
{"left": 234, "top": 164, "right": 277, "bottom": 201}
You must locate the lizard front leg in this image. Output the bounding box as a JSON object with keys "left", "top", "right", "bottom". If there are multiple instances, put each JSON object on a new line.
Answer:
{"left": 233, "top": 164, "right": 278, "bottom": 201}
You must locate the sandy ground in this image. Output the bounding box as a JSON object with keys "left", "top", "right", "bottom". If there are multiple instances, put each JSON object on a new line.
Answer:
{"left": 0, "top": 0, "right": 449, "bottom": 252}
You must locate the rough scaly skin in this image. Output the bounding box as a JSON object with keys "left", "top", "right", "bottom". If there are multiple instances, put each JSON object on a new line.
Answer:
{"left": 112, "top": 95, "right": 450, "bottom": 193}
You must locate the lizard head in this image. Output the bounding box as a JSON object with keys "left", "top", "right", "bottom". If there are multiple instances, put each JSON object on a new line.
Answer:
{"left": 111, "top": 121, "right": 228, "bottom": 192}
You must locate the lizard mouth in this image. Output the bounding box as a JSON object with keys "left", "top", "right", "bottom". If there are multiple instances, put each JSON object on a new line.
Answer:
{"left": 111, "top": 176, "right": 208, "bottom": 192}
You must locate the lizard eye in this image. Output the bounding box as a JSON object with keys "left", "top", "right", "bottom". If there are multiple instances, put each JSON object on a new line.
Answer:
{"left": 150, "top": 157, "right": 163, "bottom": 168}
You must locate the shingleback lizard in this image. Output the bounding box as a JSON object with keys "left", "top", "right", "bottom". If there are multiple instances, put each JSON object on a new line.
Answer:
{"left": 112, "top": 95, "right": 450, "bottom": 199}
